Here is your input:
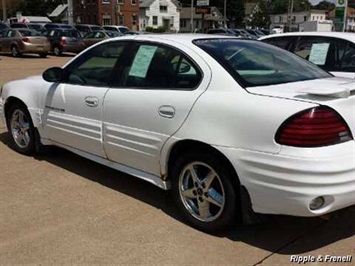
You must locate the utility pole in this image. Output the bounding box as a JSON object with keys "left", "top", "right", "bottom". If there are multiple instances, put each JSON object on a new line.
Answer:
{"left": 224, "top": 0, "right": 227, "bottom": 28}
{"left": 191, "top": 0, "right": 194, "bottom": 32}
{"left": 288, "top": 0, "right": 294, "bottom": 32}
{"left": 68, "top": 0, "right": 74, "bottom": 25}
{"left": 2, "top": 0, "right": 6, "bottom": 22}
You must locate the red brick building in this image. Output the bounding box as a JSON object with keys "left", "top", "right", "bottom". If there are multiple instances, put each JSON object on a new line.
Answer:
{"left": 73, "top": 0, "right": 139, "bottom": 30}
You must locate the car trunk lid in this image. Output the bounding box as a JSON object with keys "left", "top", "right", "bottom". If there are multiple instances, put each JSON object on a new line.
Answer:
{"left": 246, "top": 77, "right": 355, "bottom": 137}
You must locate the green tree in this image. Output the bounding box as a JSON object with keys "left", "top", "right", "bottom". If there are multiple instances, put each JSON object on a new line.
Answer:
{"left": 9, "top": 0, "right": 65, "bottom": 17}
{"left": 312, "top": 0, "right": 335, "bottom": 10}
{"left": 248, "top": 0, "right": 270, "bottom": 28}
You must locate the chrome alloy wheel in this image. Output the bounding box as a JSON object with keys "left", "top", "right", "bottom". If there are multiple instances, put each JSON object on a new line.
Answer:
{"left": 10, "top": 109, "right": 31, "bottom": 149}
{"left": 178, "top": 162, "right": 226, "bottom": 222}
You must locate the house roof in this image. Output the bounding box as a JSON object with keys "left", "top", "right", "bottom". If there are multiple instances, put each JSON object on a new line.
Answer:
{"left": 48, "top": 4, "right": 68, "bottom": 17}
{"left": 140, "top": 0, "right": 181, "bottom": 8}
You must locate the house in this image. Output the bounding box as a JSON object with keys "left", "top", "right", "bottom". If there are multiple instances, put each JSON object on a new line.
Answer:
{"left": 48, "top": 4, "right": 68, "bottom": 23}
{"left": 179, "top": 6, "right": 224, "bottom": 33}
{"left": 139, "top": 0, "right": 181, "bottom": 32}
{"left": 73, "top": 0, "right": 139, "bottom": 30}
{"left": 270, "top": 10, "right": 328, "bottom": 31}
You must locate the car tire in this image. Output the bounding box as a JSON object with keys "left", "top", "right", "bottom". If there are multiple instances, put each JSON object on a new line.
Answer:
{"left": 53, "top": 46, "right": 62, "bottom": 56}
{"left": 7, "top": 103, "right": 36, "bottom": 155}
{"left": 11, "top": 46, "right": 20, "bottom": 57}
{"left": 39, "top": 53, "right": 47, "bottom": 58}
{"left": 171, "top": 150, "right": 240, "bottom": 233}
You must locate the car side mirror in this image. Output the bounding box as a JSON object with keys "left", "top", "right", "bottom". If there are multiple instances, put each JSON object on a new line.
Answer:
{"left": 43, "top": 67, "right": 64, "bottom": 82}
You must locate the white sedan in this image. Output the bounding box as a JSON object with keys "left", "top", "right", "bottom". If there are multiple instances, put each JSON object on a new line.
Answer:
{"left": 1, "top": 34, "right": 354, "bottom": 233}
{"left": 259, "top": 32, "right": 355, "bottom": 79}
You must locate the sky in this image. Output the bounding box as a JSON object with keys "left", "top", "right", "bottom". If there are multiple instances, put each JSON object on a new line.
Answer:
{"left": 309, "top": 0, "right": 335, "bottom": 5}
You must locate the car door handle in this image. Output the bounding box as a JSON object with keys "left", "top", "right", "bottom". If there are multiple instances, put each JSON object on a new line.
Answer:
{"left": 85, "top": 97, "right": 99, "bottom": 107}
{"left": 158, "top": 105, "right": 175, "bottom": 118}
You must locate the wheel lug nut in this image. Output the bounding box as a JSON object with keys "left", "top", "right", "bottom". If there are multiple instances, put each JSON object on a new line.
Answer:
{"left": 194, "top": 182, "right": 198, "bottom": 187}
{"left": 204, "top": 192, "right": 209, "bottom": 197}
{"left": 192, "top": 190, "right": 197, "bottom": 196}
{"left": 199, "top": 197, "right": 203, "bottom": 202}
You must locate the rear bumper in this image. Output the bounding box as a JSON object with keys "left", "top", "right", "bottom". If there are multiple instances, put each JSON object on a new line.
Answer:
{"left": 217, "top": 142, "right": 355, "bottom": 217}
{"left": 21, "top": 43, "right": 50, "bottom": 54}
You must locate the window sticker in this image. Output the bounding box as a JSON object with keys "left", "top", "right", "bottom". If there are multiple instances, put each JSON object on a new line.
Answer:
{"left": 129, "top": 45, "right": 158, "bottom": 78}
{"left": 309, "top": 43, "right": 330, "bottom": 65}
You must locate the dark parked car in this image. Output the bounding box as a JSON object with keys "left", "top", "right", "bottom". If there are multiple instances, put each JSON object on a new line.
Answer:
{"left": 0, "top": 22, "right": 9, "bottom": 31}
{"left": 75, "top": 24, "right": 103, "bottom": 37}
{"left": 0, "top": 28, "right": 49, "bottom": 57}
{"left": 102, "top": 25, "right": 130, "bottom": 35}
{"left": 82, "top": 30, "right": 120, "bottom": 47}
{"left": 44, "top": 28, "right": 85, "bottom": 56}
{"left": 206, "top": 28, "right": 238, "bottom": 36}
{"left": 44, "top": 23, "right": 74, "bottom": 30}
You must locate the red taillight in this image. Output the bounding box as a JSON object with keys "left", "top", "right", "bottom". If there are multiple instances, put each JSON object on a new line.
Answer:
{"left": 22, "top": 37, "right": 30, "bottom": 43}
{"left": 60, "top": 37, "right": 67, "bottom": 45}
{"left": 276, "top": 107, "right": 353, "bottom": 147}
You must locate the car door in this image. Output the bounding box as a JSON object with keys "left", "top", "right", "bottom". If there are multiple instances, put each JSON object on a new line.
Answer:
{"left": 1, "top": 29, "right": 15, "bottom": 52}
{"left": 293, "top": 36, "right": 354, "bottom": 78}
{"left": 103, "top": 41, "right": 211, "bottom": 176}
{"left": 42, "top": 41, "right": 128, "bottom": 157}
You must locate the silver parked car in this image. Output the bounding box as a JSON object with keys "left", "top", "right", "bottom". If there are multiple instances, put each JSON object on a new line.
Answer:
{"left": 0, "top": 28, "right": 50, "bottom": 57}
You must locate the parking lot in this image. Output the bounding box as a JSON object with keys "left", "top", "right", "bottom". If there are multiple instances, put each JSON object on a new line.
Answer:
{"left": 0, "top": 54, "right": 354, "bottom": 265}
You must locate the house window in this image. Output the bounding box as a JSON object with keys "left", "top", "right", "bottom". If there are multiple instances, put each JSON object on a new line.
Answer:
{"left": 160, "top": 5, "right": 167, "bottom": 12}
{"left": 279, "top": 16, "right": 283, "bottom": 22}
{"left": 153, "top": 16, "right": 158, "bottom": 25}
{"left": 117, "top": 0, "right": 124, "bottom": 4}
{"left": 103, "top": 18, "right": 111, "bottom": 25}
{"left": 180, "top": 20, "right": 186, "bottom": 28}
{"left": 304, "top": 16, "right": 307, "bottom": 21}
{"left": 132, "top": 0, "right": 137, "bottom": 4}
{"left": 119, "top": 15, "right": 124, "bottom": 25}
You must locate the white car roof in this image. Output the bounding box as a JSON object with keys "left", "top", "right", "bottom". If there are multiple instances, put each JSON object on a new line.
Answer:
{"left": 108, "top": 33, "right": 237, "bottom": 45}
{"left": 259, "top": 32, "right": 355, "bottom": 43}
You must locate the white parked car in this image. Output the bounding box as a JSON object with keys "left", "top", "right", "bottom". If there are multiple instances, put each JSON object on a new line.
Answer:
{"left": 259, "top": 32, "right": 355, "bottom": 79}
{"left": 1, "top": 35, "right": 354, "bottom": 233}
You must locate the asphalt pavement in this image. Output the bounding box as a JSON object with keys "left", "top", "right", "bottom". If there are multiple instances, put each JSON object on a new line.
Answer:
{"left": 0, "top": 54, "right": 354, "bottom": 265}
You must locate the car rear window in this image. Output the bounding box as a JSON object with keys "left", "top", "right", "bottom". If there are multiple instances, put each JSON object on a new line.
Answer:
{"left": 62, "top": 30, "right": 81, "bottom": 38}
{"left": 18, "top": 29, "right": 42, "bottom": 36}
{"left": 194, "top": 39, "right": 331, "bottom": 87}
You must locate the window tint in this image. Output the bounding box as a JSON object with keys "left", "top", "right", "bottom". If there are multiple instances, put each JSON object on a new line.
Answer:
{"left": 294, "top": 36, "right": 349, "bottom": 72}
{"left": 122, "top": 43, "right": 201, "bottom": 90}
{"left": 62, "top": 30, "right": 81, "bottom": 38}
{"left": 194, "top": 39, "right": 330, "bottom": 87}
{"left": 65, "top": 42, "right": 127, "bottom": 86}
{"left": 18, "top": 29, "right": 42, "bottom": 36}
{"left": 262, "top": 36, "right": 296, "bottom": 50}
{"left": 341, "top": 43, "right": 355, "bottom": 72}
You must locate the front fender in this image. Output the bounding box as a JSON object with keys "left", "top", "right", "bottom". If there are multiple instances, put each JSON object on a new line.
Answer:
{"left": 1, "top": 76, "right": 47, "bottom": 128}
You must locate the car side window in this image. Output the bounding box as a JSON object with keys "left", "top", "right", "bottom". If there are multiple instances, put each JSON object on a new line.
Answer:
{"left": 262, "top": 36, "right": 296, "bottom": 50}
{"left": 121, "top": 43, "right": 201, "bottom": 90}
{"left": 6, "top": 30, "right": 14, "bottom": 37}
{"left": 65, "top": 42, "right": 127, "bottom": 87}
{"left": 340, "top": 42, "right": 355, "bottom": 72}
{"left": 294, "top": 36, "right": 347, "bottom": 72}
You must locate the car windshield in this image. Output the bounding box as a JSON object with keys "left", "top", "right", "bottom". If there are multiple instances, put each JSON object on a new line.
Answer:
{"left": 63, "top": 30, "right": 81, "bottom": 38}
{"left": 194, "top": 39, "right": 331, "bottom": 87}
{"left": 18, "top": 29, "right": 42, "bottom": 36}
{"left": 119, "top": 27, "right": 130, "bottom": 34}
